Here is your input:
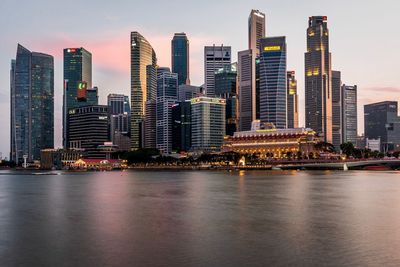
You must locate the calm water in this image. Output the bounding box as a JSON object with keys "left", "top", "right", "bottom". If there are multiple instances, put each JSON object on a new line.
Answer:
{"left": 1, "top": 170, "right": 400, "bottom": 267}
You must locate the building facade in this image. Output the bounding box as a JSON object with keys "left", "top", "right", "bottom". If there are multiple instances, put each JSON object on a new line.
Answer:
{"left": 130, "top": 31, "right": 157, "bottom": 149}
{"left": 63, "top": 47, "right": 93, "bottom": 148}
{"left": 287, "top": 71, "right": 299, "bottom": 128}
{"left": 67, "top": 105, "right": 109, "bottom": 158}
{"left": 364, "top": 101, "right": 400, "bottom": 152}
{"left": 191, "top": 97, "right": 226, "bottom": 152}
{"left": 10, "top": 44, "right": 54, "bottom": 163}
{"left": 107, "top": 94, "right": 130, "bottom": 151}
{"left": 259, "top": 37, "right": 287, "bottom": 129}
{"left": 172, "top": 33, "right": 190, "bottom": 85}
{"left": 238, "top": 49, "right": 254, "bottom": 131}
{"left": 223, "top": 127, "right": 319, "bottom": 159}
{"left": 331, "top": 70, "right": 342, "bottom": 149}
{"left": 341, "top": 85, "right": 357, "bottom": 145}
{"left": 214, "top": 63, "right": 238, "bottom": 135}
{"left": 172, "top": 101, "right": 192, "bottom": 152}
{"left": 204, "top": 45, "right": 231, "bottom": 97}
{"left": 305, "top": 16, "right": 333, "bottom": 143}
{"left": 156, "top": 70, "right": 178, "bottom": 154}
{"left": 178, "top": 84, "right": 202, "bottom": 101}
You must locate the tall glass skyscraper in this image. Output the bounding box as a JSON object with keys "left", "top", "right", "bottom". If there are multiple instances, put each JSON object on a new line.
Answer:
{"left": 332, "top": 70, "right": 342, "bottom": 149}
{"left": 259, "top": 37, "right": 287, "bottom": 128}
{"left": 63, "top": 47, "right": 94, "bottom": 148}
{"left": 156, "top": 69, "right": 178, "bottom": 154}
{"left": 248, "top": 9, "right": 266, "bottom": 54}
{"left": 287, "top": 71, "right": 299, "bottom": 128}
{"left": 171, "top": 33, "right": 190, "bottom": 86}
{"left": 10, "top": 44, "right": 54, "bottom": 163}
{"left": 130, "top": 31, "right": 157, "bottom": 150}
{"left": 305, "top": 16, "right": 333, "bottom": 143}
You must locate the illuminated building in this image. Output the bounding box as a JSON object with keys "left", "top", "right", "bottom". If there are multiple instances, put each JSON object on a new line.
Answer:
{"left": 332, "top": 70, "right": 342, "bottom": 150}
{"left": 67, "top": 105, "right": 109, "bottom": 158}
{"left": 191, "top": 97, "right": 226, "bottom": 152}
{"left": 223, "top": 126, "right": 319, "bottom": 158}
{"left": 10, "top": 44, "right": 54, "bottom": 163}
{"left": 172, "top": 33, "right": 190, "bottom": 85}
{"left": 259, "top": 37, "right": 287, "bottom": 128}
{"left": 204, "top": 45, "right": 231, "bottom": 97}
{"left": 364, "top": 101, "right": 400, "bottom": 152}
{"left": 287, "top": 71, "right": 298, "bottom": 128}
{"left": 130, "top": 31, "right": 157, "bottom": 150}
{"left": 214, "top": 63, "right": 237, "bottom": 135}
{"left": 172, "top": 101, "right": 192, "bottom": 152}
{"left": 63, "top": 47, "right": 94, "bottom": 148}
{"left": 341, "top": 85, "right": 357, "bottom": 145}
{"left": 156, "top": 69, "right": 178, "bottom": 154}
{"left": 305, "top": 16, "right": 333, "bottom": 143}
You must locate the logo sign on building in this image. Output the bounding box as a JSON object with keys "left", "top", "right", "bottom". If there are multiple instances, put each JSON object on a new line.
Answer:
{"left": 77, "top": 81, "right": 87, "bottom": 101}
{"left": 263, "top": 46, "right": 281, "bottom": 52}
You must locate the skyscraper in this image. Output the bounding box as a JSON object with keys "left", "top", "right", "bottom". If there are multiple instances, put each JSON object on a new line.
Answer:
{"left": 214, "top": 63, "right": 238, "bottom": 135}
{"left": 156, "top": 69, "right": 178, "bottom": 154}
{"left": 10, "top": 44, "right": 54, "bottom": 163}
{"left": 108, "top": 94, "right": 130, "bottom": 151}
{"left": 178, "top": 84, "right": 202, "bottom": 101}
{"left": 63, "top": 47, "right": 94, "bottom": 148}
{"left": 172, "top": 33, "right": 190, "bottom": 85}
{"left": 191, "top": 97, "right": 226, "bottom": 152}
{"left": 204, "top": 45, "right": 231, "bottom": 97}
{"left": 130, "top": 31, "right": 157, "bottom": 150}
{"left": 341, "top": 85, "right": 357, "bottom": 145}
{"left": 305, "top": 16, "right": 333, "bottom": 143}
{"left": 172, "top": 101, "right": 192, "bottom": 152}
{"left": 248, "top": 9, "right": 266, "bottom": 55}
{"left": 287, "top": 71, "right": 299, "bottom": 128}
{"left": 259, "top": 37, "right": 287, "bottom": 129}
{"left": 332, "top": 70, "right": 342, "bottom": 149}
{"left": 238, "top": 10, "right": 266, "bottom": 132}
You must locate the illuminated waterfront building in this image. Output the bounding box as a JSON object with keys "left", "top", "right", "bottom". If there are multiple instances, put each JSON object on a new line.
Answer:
{"left": 287, "top": 71, "right": 298, "bottom": 128}
{"left": 223, "top": 126, "right": 319, "bottom": 158}
{"left": 130, "top": 31, "right": 157, "bottom": 149}
{"left": 10, "top": 44, "right": 54, "bottom": 163}
{"left": 305, "top": 16, "right": 333, "bottom": 143}
{"left": 191, "top": 97, "right": 226, "bottom": 152}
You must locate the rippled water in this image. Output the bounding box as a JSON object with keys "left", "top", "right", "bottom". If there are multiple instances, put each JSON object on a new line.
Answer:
{"left": 1, "top": 170, "right": 400, "bottom": 266}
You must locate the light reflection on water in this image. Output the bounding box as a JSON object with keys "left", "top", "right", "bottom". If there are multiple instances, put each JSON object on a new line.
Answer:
{"left": 0, "top": 170, "right": 400, "bottom": 266}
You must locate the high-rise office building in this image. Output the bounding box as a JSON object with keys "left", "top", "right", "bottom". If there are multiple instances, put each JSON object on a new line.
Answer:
{"left": 67, "top": 105, "right": 109, "bottom": 159}
{"left": 248, "top": 9, "right": 266, "bottom": 54}
{"left": 172, "top": 101, "right": 192, "bottom": 152}
{"left": 341, "top": 85, "right": 357, "bottom": 145}
{"left": 305, "top": 16, "right": 333, "bottom": 143}
{"left": 287, "top": 71, "right": 299, "bottom": 128}
{"left": 364, "top": 101, "right": 400, "bottom": 152}
{"left": 178, "top": 84, "right": 202, "bottom": 101}
{"left": 204, "top": 45, "right": 231, "bottom": 97}
{"left": 191, "top": 97, "right": 226, "bottom": 152}
{"left": 156, "top": 70, "right": 178, "bottom": 154}
{"left": 259, "top": 37, "right": 287, "bottom": 129}
{"left": 131, "top": 31, "right": 157, "bottom": 150}
{"left": 63, "top": 47, "right": 93, "bottom": 148}
{"left": 238, "top": 49, "right": 254, "bottom": 131}
{"left": 144, "top": 100, "right": 157, "bottom": 149}
{"left": 10, "top": 44, "right": 54, "bottom": 163}
{"left": 172, "top": 33, "right": 190, "bottom": 85}
{"left": 214, "top": 63, "right": 238, "bottom": 135}
{"left": 108, "top": 94, "right": 130, "bottom": 151}
{"left": 332, "top": 70, "right": 342, "bottom": 149}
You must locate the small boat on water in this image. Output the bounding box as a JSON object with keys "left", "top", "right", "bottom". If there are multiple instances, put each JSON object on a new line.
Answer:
{"left": 364, "top": 165, "right": 392, "bottom": 171}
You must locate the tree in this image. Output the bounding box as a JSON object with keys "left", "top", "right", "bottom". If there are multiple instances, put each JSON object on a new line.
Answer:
{"left": 340, "top": 142, "right": 355, "bottom": 157}
{"left": 315, "top": 141, "right": 335, "bottom": 153}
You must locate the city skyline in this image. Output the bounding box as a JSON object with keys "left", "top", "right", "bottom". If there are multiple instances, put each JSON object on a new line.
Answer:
{"left": 1, "top": 0, "right": 400, "bottom": 157}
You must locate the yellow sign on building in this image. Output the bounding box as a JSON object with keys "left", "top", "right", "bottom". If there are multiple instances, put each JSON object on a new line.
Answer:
{"left": 263, "top": 46, "right": 281, "bottom": 51}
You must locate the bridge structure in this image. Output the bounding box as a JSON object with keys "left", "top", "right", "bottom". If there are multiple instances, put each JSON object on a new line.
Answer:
{"left": 278, "top": 160, "right": 400, "bottom": 171}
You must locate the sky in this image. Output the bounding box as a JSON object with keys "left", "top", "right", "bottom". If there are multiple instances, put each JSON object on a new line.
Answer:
{"left": 1, "top": 0, "right": 400, "bottom": 158}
